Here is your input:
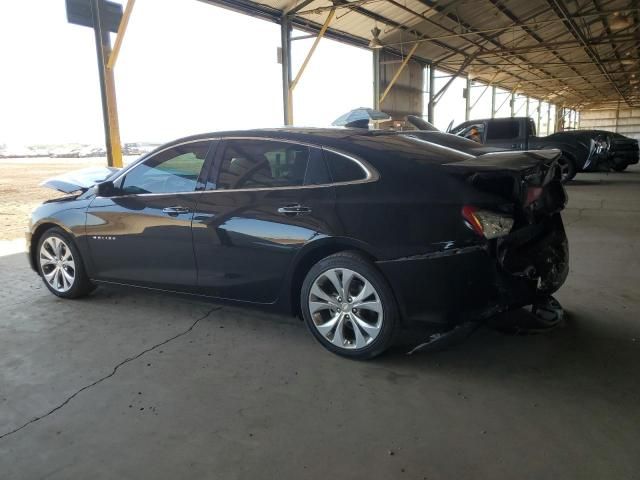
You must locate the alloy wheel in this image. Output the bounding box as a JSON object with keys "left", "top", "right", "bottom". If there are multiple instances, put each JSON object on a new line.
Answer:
{"left": 308, "top": 268, "right": 383, "bottom": 350}
{"left": 39, "top": 236, "right": 76, "bottom": 293}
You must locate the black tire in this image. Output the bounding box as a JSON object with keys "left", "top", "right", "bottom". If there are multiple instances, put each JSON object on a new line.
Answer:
{"left": 613, "top": 163, "right": 628, "bottom": 172}
{"left": 36, "top": 227, "right": 94, "bottom": 299}
{"left": 300, "top": 251, "right": 399, "bottom": 360}
{"left": 558, "top": 155, "right": 576, "bottom": 183}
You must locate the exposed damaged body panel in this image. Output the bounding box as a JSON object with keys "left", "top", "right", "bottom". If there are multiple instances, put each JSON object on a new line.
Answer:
{"left": 40, "top": 167, "right": 119, "bottom": 194}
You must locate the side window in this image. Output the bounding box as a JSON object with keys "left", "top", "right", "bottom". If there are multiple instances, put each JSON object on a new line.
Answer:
{"left": 450, "top": 123, "right": 470, "bottom": 136}
{"left": 486, "top": 120, "right": 520, "bottom": 140}
{"left": 120, "top": 142, "right": 210, "bottom": 194}
{"left": 323, "top": 150, "right": 367, "bottom": 183}
{"left": 216, "top": 140, "right": 319, "bottom": 190}
{"left": 458, "top": 123, "right": 485, "bottom": 143}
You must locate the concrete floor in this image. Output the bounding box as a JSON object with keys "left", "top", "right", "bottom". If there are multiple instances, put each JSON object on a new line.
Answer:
{"left": 1, "top": 167, "right": 639, "bottom": 479}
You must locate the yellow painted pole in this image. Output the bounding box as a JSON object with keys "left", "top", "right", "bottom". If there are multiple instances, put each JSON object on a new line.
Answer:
{"left": 379, "top": 42, "right": 419, "bottom": 105}
{"left": 289, "top": 8, "right": 335, "bottom": 93}
{"left": 107, "top": 0, "right": 136, "bottom": 70}
{"left": 105, "top": 64, "right": 123, "bottom": 168}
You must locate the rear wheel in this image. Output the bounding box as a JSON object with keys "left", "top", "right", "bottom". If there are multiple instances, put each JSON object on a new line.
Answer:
{"left": 37, "top": 227, "right": 93, "bottom": 299}
{"left": 557, "top": 155, "right": 576, "bottom": 183}
{"left": 300, "top": 251, "right": 398, "bottom": 359}
{"left": 613, "top": 163, "right": 628, "bottom": 172}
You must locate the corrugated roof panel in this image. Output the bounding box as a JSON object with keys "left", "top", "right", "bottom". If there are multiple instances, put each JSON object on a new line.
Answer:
{"left": 202, "top": 0, "right": 639, "bottom": 107}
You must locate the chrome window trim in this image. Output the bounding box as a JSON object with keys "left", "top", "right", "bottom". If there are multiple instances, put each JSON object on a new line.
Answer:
{"left": 98, "top": 136, "right": 379, "bottom": 199}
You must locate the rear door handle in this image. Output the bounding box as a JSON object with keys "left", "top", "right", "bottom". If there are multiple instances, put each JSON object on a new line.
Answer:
{"left": 162, "top": 206, "right": 191, "bottom": 215}
{"left": 277, "top": 204, "right": 312, "bottom": 215}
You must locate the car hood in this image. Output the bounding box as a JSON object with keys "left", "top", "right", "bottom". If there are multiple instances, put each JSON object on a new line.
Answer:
{"left": 40, "top": 166, "right": 119, "bottom": 193}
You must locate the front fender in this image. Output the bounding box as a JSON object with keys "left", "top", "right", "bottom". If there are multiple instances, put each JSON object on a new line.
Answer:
{"left": 28, "top": 199, "right": 92, "bottom": 274}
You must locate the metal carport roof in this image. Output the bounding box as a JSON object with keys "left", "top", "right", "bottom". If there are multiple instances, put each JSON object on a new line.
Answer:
{"left": 199, "top": 0, "right": 640, "bottom": 108}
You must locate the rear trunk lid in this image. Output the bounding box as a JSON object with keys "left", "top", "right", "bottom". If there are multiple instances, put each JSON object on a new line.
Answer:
{"left": 444, "top": 149, "right": 567, "bottom": 217}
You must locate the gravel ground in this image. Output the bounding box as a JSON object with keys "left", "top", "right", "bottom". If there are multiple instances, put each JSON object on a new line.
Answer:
{"left": 0, "top": 157, "right": 137, "bottom": 241}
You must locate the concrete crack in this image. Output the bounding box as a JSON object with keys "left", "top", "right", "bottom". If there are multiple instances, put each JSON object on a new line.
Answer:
{"left": 0, "top": 306, "right": 222, "bottom": 441}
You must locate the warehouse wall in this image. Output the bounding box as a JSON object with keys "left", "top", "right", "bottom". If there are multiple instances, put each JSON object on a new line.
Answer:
{"left": 379, "top": 51, "right": 424, "bottom": 120}
{"left": 579, "top": 107, "right": 640, "bottom": 140}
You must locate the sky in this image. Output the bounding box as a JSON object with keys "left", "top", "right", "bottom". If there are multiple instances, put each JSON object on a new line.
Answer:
{"left": 0, "top": 0, "right": 372, "bottom": 146}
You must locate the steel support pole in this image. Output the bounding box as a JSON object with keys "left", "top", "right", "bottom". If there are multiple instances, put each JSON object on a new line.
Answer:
{"left": 547, "top": 103, "right": 552, "bottom": 135}
{"left": 465, "top": 75, "right": 471, "bottom": 121}
{"left": 510, "top": 91, "right": 516, "bottom": 117}
{"left": 372, "top": 48, "right": 380, "bottom": 110}
{"left": 525, "top": 96, "right": 530, "bottom": 118}
{"left": 491, "top": 85, "right": 496, "bottom": 118}
{"left": 427, "top": 65, "right": 435, "bottom": 123}
{"left": 537, "top": 100, "right": 541, "bottom": 134}
{"left": 91, "top": 0, "right": 122, "bottom": 168}
{"left": 280, "top": 16, "right": 292, "bottom": 125}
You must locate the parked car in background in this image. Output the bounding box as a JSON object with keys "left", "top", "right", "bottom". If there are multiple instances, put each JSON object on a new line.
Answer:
{"left": 450, "top": 117, "right": 609, "bottom": 182}
{"left": 29, "top": 128, "right": 569, "bottom": 359}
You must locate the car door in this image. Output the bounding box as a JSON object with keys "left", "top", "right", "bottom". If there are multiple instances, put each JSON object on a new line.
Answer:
{"left": 191, "top": 138, "right": 337, "bottom": 303}
{"left": 85, "top": 140, "right": 215, "bottom": 289}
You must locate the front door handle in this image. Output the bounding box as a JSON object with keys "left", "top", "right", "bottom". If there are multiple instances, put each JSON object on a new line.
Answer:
{"left": 277, "top": 204, "right": 312, "bottom": 216}
{"left": 162, "top": 206, "right": 191, "bottom": 215}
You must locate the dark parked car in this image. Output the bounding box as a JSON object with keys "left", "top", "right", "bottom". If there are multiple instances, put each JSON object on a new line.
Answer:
{"left": 28, "top": 129, "right": 569, "bottom": 359}
{"left": 450, "top": 117, "right": 609, "bottom": 182}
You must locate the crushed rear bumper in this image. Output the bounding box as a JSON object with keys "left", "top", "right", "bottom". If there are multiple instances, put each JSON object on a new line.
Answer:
{"left": 377, "top": 214, "right": 568, "bottom": 328}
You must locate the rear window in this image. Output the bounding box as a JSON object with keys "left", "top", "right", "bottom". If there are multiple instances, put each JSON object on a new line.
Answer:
{"left": 486, "top": 120, "right": 520, "bottom": 140}
{"left": 323, "top": 150, "right": 367, "bottom": 183}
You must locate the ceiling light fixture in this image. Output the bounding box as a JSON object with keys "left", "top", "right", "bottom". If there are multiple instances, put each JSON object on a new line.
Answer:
{"left": 609, "top": 12, "right": 633, "bottom": 30}
{"left": 369, "top": 27, "right": 383, "bottom": 49}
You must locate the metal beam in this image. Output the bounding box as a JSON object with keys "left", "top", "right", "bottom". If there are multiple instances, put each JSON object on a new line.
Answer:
{"left": 280, "top": 16, "right": 292, "bottom": 125}
{"left": 284, "top": 0, "right": 315, "bottom": 15}
{"left": 433, "top": 57, "right": 473, "bottom": 104}
{"left": 427, "top": 65, "right": 435, "bottom": 123}
{"left": 379, "top": 42, "right": 419, "bottom": 105}
{"left": 107, "top": 0, "right": 135, "bottom": 69}
{"left": 491, "top": 85, "right": 496, "bottom": 118}
{"left": 547, "top": 0, "right": 627, "bottom": 104}
{"left": 289, "top": 8, "right": 334, "bottom": 92}
{"left": 91, "top": 0, "right": 122, "bottom": 168}
{"left": 510, "top": 90, "right": 515, "bottom": 117}
{"left": 372, "top": 49, "right": 380, "bottom": 110}
{"left": 465, "top": 75, "right": 471, "bottom": 121}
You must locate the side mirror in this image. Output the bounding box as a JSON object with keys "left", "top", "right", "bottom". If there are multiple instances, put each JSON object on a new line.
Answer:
{"left": 96, "top": 180, "right": 118, "bottom": 197}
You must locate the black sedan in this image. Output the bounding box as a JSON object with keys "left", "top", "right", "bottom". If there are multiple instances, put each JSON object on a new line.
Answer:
{"left": 28, "top": 129, "right": 569, "bottom": 359}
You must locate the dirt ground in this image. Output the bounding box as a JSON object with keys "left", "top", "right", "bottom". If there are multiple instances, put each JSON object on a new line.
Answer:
{"left": 0, "top": 157, "right": 136, "bottom": 241}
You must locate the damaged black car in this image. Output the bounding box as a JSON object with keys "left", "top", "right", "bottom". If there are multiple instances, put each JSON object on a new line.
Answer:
{"left": 27, "top": 128, "right": 569, "bottom": 359}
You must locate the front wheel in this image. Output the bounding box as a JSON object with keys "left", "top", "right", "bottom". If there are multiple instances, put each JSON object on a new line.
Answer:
{"left": 37, "top": 227, "right": 94, "bottom": 299}
{"left": 300, "top": 251, "right": 399, "bottom": 359}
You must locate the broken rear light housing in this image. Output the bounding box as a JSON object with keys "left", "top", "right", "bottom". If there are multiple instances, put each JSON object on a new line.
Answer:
{"left": 462, "top": 205, "right": 514, "bottom": 239}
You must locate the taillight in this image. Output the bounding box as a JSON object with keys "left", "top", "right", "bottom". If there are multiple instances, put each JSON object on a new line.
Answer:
{"left": 524, "top": 186, "right": 543, "bottom": 207}
{"left": 462, "top": 205, "right": 514, "bottom": 239}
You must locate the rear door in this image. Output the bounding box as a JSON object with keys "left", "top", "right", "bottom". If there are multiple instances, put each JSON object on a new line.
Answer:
{"left": 192, "top": 138, "right": 337, "bottom": 303}
{"left": 485, "top": 119, "right": 525, "bottom": 150}
{"left": 86, "top": 140, "right": 214, "bottom": 289}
